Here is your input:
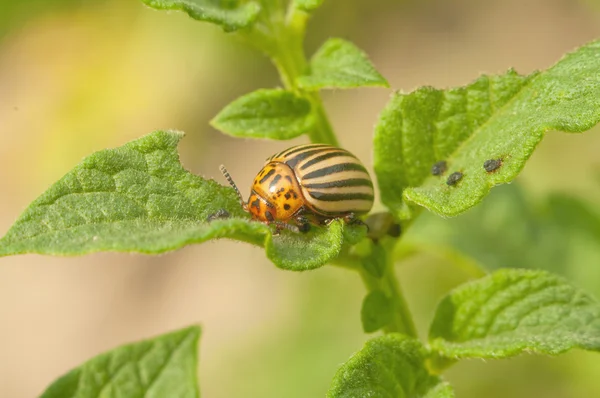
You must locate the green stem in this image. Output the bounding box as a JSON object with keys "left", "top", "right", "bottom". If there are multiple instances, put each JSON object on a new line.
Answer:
{"left": 243, "top": 4, "right": 339, "bottom": 146}
{"left": 243, "top": 1, "right": 412, "bottom": 336}
{"left": 359, "top": 243, "right": 418, "bottom": 337}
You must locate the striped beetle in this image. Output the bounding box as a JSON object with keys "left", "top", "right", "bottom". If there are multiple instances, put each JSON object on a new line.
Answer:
{"left": 220, "top": 144, "right": 374, "bottom": 233}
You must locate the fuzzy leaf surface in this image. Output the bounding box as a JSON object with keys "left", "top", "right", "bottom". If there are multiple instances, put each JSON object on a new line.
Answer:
{"left": 140, "top": 0, "right": 260, "bottom": 32}
{"left": 40, "top": 326, "right": 200, "bottom": 398}
{"left": 298, "top": 38, "right": 389, "bottom": 90}
{"left": 327, "top": 334, "right": 454, "bottom": 398}
{"left": 211, "top": 89, "right": 315, "bottom": 140}
{"left": 374, "top": 39, "right": 600, "bottom": 219}
{"left": 0, "top": 131, "right": 364, "bottom": 270}
{"left": 429, "top": 269, "right": 600, "bottom": 361}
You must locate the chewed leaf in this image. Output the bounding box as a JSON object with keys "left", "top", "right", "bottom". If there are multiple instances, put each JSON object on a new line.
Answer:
{"left": 140, "top": 0, "right": 260, "bottom": 32}
{"left": 375, "top": 39, "right": 600, "bottom": 219}
{"left": 298, "top": 38, "right": 389, "bottom": 90}
{"left": 327, "top": 334, "right": 454, "bottom": 398}
{"left": 429, "top": 269, "right": 600, "bottom": 364}
{"left": 40, "top": 326, "right": 200, "bottom": 398}
{"left": 0, "top": 131, "right": 364, "bottom": 270}
{"left": 211, "top": 89, "right": 315, "bottom": 140}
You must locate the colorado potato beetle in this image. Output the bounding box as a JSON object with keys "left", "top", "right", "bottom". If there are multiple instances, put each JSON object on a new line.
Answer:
{"left": 220, "top": 143, "right": 374, "bottom": 232}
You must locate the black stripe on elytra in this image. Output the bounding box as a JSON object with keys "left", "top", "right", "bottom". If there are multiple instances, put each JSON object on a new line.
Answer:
{"left": 285, "top": 148, "right": 330, "bottom": 169}
{"left": 304, "top": 178, "right": 373, "bottom": 190}
{"left": 303, "top": 163, "right": 368, "bottom": 179}
{"left": 280, "top": 144, "right": 330, "bottom": 159}
{"left": 259, "top": 168, "right": 276, "bottom": 184}
{"left": 299, "top": 151, "right": 352, "bottom": 170}
{"left": 269, "top": 174, "right": 282, "bottom": 191}
{"left": 308, "top": 192, "right": 374, "bottom": 202}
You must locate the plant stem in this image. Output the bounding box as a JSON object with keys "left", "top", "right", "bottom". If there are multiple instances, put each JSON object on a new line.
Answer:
{"left": 243, "top": 4, "right": 339, "bottom": 146}
{"left": 360, "top": 250, "right": 418, "bottom": 337}
{"left": 244, "top": 2, "right": 413, "bottom": 336}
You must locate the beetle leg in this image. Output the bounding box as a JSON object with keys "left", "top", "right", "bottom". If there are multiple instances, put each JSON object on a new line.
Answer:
{"left": 206, "top": 208, "right": 230, "bottom": 222}
{"left": 343, "top": 213, "right": 369, "bottom": 231}
{"left": 295, "top": 215, "right": 311, "bottom": 233}
{"left": 270, "top": 221, "right": 300, "bottom": 235}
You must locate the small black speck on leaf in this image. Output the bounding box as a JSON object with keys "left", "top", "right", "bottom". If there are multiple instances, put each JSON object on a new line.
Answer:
{"left": 446, "top": 171, "right": 463, "bottom": 186}
{"left": 484, "top": 158, "right": 503, "bottom": 173}
{"left": 431, "top": 160, "right": 448, "bottom": 176}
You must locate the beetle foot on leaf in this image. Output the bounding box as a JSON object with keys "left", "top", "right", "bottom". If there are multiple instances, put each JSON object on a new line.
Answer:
{"left": 271, "top": 221, "right": 301, "bottom": 235}
{"left": 206, "top": 209, "right": 231, "bottom": 222}
{"left": 343, "top": 213, "right": 368, "bottom": 230}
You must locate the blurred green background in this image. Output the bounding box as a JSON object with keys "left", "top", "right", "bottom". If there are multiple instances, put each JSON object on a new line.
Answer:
{"left": 1, "top": 0, "right": 600, "bottom": 397}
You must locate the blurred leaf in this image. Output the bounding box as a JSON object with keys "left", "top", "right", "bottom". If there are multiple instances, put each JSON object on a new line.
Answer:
{"left": 140, "top": 0, "right": 261, "bottom": 32}
{"left": 361, "top": 290, "right": 393, "bottom": 333}
{"left": 374, "top": 39, "right": 600, "bottom": 219}
{"left": 402, "top": 184, "right": 600, "bottom": 288}
{"left": 211, "top": 89, "right": 315, "bottom": 140}
{"left": 294, "top": 0, "right": 324, "bottom": 12}
{"left": 327, "top": 334, "right": 454, "bottom": 398}
{"left": 297, "top": 38, "right": 389, "bottom": 90}
{"left": 429, "top": 269, "right": 600, "bottom": 365}
{"left": 360, "top": 241, "right": 387, "bottom": 278}
{"left": 0, "top": 0, "right": 81, "bottom": 38}
{"left": 424, "top": 383, "right": 455, "bottom": 398}
{"left": 40, "top": 326, "right": 200, "bottom": 398}
{"left": 0, "top": 131, "right": 365, "bottom": 270}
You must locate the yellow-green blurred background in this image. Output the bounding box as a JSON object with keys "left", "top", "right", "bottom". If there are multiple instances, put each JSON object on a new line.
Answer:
{"left": 1, "top": 0, "right": 600, "bottom": 397}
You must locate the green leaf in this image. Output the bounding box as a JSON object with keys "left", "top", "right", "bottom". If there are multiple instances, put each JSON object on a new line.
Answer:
{"left": 361, "top": 290, "right": 393, "bottom": 333}
{"left": 294, "top": 0, "right": 324, "bottom": 12}
{"left": 360, "top": 240, "right": 387, "bottom": 279}
{"left": 403, "top": 184, "right": 600, "bottom": 281}
{"left": 327, "top": 334, "right": 454, "bottom": 398}
{"left": 211, "top": 89, "right": 315, "bottom": 140}
{"left": 40, "top": 326, "right": 200, "bottom": 398}
{"left": 429, "top": 269, "right": 600, "bottom": 362}
{"left": 0, "top": 131, "right": 365, "bottom": 270}
{"left": 140, "top": 0, "right": 261, "bottom": 32}
{"left": 297, "top": 38, "right": 389, "bottom": 90}
{"left": 374, "top": 39, "right": 600, "bottom": 219}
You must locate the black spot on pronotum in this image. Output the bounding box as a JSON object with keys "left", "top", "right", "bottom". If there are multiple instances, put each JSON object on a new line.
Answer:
{"left": 265, "top": 211, "right": 274, "bottom": 222}
{"left": 251, "top": 198, "right": 261, "bottom": 210}
{"left": 484, "top": 158, "right": 503, "bottom": 173}
{"left": 284, "top": 204, "right": 291, "bottom": 211}
{"left": 446, "top": 171, "right": 463, "bottom": 186}
{"left": 431, "top": 160, "right": 447, "bottom": 176}
{"left": 284, "top": 192, "right": 291, "bottom": 200}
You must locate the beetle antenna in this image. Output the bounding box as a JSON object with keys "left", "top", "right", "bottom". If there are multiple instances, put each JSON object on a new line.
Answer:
{"left": 219, "top": 165, "right": 245, "bottom": 205}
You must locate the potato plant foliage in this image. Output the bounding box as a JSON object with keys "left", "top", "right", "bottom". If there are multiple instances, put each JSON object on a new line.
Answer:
{"left": 2, "top": 1, "right": 600, "bottom": 397}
